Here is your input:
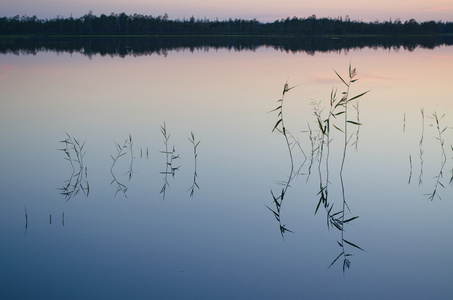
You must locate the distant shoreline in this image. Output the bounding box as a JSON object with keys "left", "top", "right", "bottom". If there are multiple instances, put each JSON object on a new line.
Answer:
{"left": 1, "top": 33, "right": 453, "bottom": 38}
{"left": 2, "top": 13, "right": 452, "bottom": 36}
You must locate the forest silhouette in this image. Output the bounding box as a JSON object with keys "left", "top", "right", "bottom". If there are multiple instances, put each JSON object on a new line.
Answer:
{"left": 1, "top": 12, "right": 453, "bottom": 36}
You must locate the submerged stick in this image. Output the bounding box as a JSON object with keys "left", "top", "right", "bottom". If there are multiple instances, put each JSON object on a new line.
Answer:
{"left": 24, "top": 206, "right": 28, "bottom": 230}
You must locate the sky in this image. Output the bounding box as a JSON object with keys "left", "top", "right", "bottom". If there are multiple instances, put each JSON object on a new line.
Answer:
{"left": 1, "top": 0, "right": 453, "bottom": 22}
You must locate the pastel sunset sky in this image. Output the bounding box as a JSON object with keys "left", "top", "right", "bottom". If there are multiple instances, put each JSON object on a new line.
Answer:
{"left": 2, "top": 0, "right": 453, "bottom": 22}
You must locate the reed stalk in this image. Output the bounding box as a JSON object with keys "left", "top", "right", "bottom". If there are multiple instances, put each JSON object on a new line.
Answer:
{"left": 24, "top": 205, "right": 28, "bottom": 232}
{"left": 160, "top": 122, "right": 180, "bottom": 199}
{"left": 419, "top": 108, "right": 425, "bottom": 185}
{"left": 271, "top": 82, "right": 297, "bottom": 179}
{"left": 188, "top": 131, "right": 200, "bottom": 197}
{"left": 268, "top": 81, "right": 300, "bottom": 237}
{"left": 427, "top": 112, "right": 447, "bottom": 201}
{"left": 310, "top": 64, "right": 368, "bottom": 272}
{"left": 58, "top": 133, "right": 89, "bottom": 200}
{"left": 110, "top": 134, "right": 134, "bottom": 197}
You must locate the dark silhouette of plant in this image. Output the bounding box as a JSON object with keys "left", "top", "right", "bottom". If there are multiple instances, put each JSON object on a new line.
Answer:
{"left": 188, "top": 131, "right": 200, "bottom": 197}
{"left": 24, "top": 206, "right": 28, "bottom": 236}
{"left": 266, "top": 187, "right": 294, "bottom": 238}
{"left": 419, "top": 108, "right": 425, "bottom": 186}
{"left": 450, "top": 145, "right": 453, "bottom": 186}
{"left": 311, "top": 65, "right": 368, "bottom": 272}
{"left": 271, "top": 81, "right": 297, "bottom": 179}
{"left": 427, "top": 112, "right": 447, "bottom": 201}
{"left": 160, "top": 122, "right": 180, "bottom": 199}
{"left": 267, "top": 81, "right": 301, "bottom": 238}
{"left": 110, "top": 134, "right": 134, "bottom": 198}
{"left": 58, "top": 133, "right": 89, "bottom": 201}
{"left": 331, "top": 65, "right": 367, "bottom": 272}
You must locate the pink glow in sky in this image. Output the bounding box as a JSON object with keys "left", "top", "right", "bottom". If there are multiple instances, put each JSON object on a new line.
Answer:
{"left": 1, "top": 0, "right": 453, "bottom": 22}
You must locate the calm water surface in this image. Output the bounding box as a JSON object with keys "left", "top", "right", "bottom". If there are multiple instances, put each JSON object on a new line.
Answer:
{"left": 0, "top": 40, "right": 452, "bottom": 299}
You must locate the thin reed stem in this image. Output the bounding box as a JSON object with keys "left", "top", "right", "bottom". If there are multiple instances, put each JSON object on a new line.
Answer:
{"left": 271, "top": 82, "right": 296, "bottom": 179}
{"left": 419, "top": 108, "right": 425, "bottom": 186}
{"left": 188, "top": 131, "right": 200, "bottom": 197}
{"left": 109, "top": 134, "right": 133, "bottom": 198}
{"left": 58, "top": 133, "right": 89, "bottom": 200}
{"left": 428, "top": 112, "right": 447, "bottom": 201}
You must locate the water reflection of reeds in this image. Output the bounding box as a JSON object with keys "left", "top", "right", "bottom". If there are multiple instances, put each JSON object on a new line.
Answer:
{"left": 160, "top": 122, "right": 181, "bottom": 199}
{"left": 24, "top": 206, "right": 28, "bottom": 235}
{"left": 56, "top": 125, "right": 204, "bottom": 201}
{"left": 58, "top": 133, "right": 89, "bottom": 201}
{"left": 110, "top": 134, "right": 134, "bottom": 198}
{"left": 268, "top": 65, "right": 367, "bottom": 272}
{"left": 268, "top": 82, "right": 307, "bottom": 237}
{"left": 419, "top": 108, "right": 425, "bottom": 186}
{"left": 427, "top": 112, "right": 448, "bottom": 201}
{"left": 23, "top": 206, "right": 66, "bottom": 235}
{"left": 187, "top": 131, "right": 200, "bottom": 197}
{"left": 407, "top": 110, "right": 452, "bottom": 200}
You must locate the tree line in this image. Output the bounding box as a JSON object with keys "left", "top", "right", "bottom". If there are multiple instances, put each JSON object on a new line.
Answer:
{"left": 1, "top": 12, "right": 452, "bottom": 36}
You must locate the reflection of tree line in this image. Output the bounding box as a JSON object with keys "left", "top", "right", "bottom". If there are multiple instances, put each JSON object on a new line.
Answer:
{"left": 269, "top": 65, "right": 367, "bottom": 272}
{"left": 1, "top": 35, "right": 452, "bottom": 58}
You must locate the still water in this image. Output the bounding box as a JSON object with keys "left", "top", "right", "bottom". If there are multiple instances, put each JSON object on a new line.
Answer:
{"left": 1, "top": 38, "right": 452, "bottom": 299}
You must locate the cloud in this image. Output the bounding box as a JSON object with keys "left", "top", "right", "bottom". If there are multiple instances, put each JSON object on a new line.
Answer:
{"left": 424, "top": 6, "right": 453, "bottom": 12}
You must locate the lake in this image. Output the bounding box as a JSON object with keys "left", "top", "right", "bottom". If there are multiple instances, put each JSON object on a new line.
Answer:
{"left": 0, "top": 37, "right": 452, "bottom": 299}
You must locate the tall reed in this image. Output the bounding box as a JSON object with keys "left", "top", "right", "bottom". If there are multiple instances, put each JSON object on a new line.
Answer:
{"left": 160, "top": 122, "right": 180, "bottom": 199}
{"left": 427, "top": 112, "right": 447, "bottom": 201}
{"left": 271, "top": 82, "right": 297, "bottom": 179}
{"left": 334, "top": 65, "right": 367, "bottom": 272}
{"left": 268, "top": 81, "right": 299, "bottom": 237}
{"left": 311, "top": 65, "right": 368, "bottom": 272}
{"left": 304, "top": 122, "right": 319, "bottom": 181}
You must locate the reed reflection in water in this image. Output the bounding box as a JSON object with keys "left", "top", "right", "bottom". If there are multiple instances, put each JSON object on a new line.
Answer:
{"left": 1, "top": 40, "right": 452, "bottom": 299}
{"left": 57, "top": 133, "right": 89, "bottom": 201}
{"left": 55, "top": 125, "right": 204, "bottom": 201}
{"left": 406, "top": 109, "right": 453, "bottom": 201}
{"left": 159, "top": 122, "right": 181, "bottom": 199}
{"left": 110, "top": 134, "right": 134, "bottom": 198}
{"left": 268, "top": 65, "right": 368, "bottom": 271}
